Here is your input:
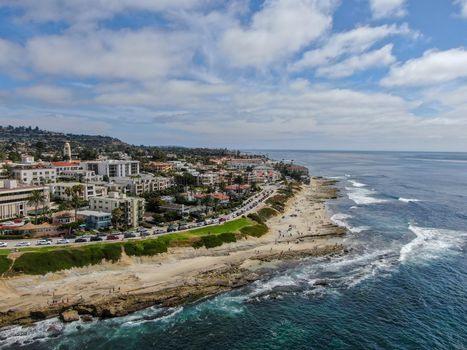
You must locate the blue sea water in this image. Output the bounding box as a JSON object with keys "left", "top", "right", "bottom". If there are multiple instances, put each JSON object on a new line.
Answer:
{"left": 1, "top": 151, "right": 466, "bottom": 350}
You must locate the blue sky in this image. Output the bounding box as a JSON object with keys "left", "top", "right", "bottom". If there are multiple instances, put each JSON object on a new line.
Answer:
{"left": 0, "top": 0, "right": 467, "bottom": 151}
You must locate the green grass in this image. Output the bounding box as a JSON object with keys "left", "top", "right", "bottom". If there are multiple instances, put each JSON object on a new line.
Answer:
{"left": 240, "top": 224, "right": 268, "bottom": 238}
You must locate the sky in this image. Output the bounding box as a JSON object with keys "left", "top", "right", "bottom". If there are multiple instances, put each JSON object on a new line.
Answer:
{"left": 0, "top": 0, "right": 467, "bottom": 151}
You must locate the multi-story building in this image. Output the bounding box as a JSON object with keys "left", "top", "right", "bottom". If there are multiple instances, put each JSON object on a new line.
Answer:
{"left": 89, "top": 192, "right": 144, "bottom": 228}
{"left": 49, "top": 182, "right": 108, "bottom": 201}
{"left": 58, "top": 169, "right": 103, "bottom": 182}
{"left": 226, "top": 158, "right": 265, "bottom": 170}
{"left": 51, "top": 161, "right": 81, "bottom": 174}
{"left": 13, "top": 166, "right": 57, "bottom": 185}
{"left": 81, "top": 160, "right": 140, "bottom": 178}
{"left": 0, "top": 180, "right": 50, "bottom": 220}
{"left": 77, "top": 210, "right": 112, "bottom": 230}
{"left": 197, "top": 172, "right": 220, "bottom": 187}
{"left": 112, "top": 174, "right": 172, "bottom": 196}
{"left": 146, "top": 162, "right": 174, "bottom": 173}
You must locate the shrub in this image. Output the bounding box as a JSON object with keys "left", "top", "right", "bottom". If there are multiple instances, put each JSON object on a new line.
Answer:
{"left": 11, "top": 244, "right": 123, "bottom": 275}
{"left": 0, "top": 256, "right": 11, "bottom": 274}
{"left": 124, "top": 239, "right": 168, "bottom": 257}
{"left": 240, "top": 224, "right": 268, "bottom": 238}
{"left": 247, "top": 213, "right": 263, "bottom": 224}
{"left": 257, "top": 207, "right": 278, "bottom": 222}
{"left": 192, "top": 232, "right": 237, "bottom": 249}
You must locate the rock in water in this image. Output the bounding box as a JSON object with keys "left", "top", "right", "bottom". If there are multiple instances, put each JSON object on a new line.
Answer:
{"left": 81, "top": 314, "right": 93, "bottom": 322}
{"left": 60, "top": 309, "right": 80, "bottom": 322}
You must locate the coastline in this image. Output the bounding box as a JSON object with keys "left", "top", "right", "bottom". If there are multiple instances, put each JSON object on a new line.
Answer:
{"left": 0, "top": 177, "right": 346, "bottom": 328}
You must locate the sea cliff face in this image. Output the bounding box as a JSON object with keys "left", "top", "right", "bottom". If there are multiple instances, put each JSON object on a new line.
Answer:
{"left": 0, "top": 177, "right": 346, "bottom": 329}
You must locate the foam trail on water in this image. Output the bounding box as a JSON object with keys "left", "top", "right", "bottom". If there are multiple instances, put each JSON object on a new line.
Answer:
{"left": 399, "top": 225, "right": 466, "bottom": 264}
{"left": 346, "top": 187, "right": 388, "bottom": 205}
{"left": 348, "top": 180, "right": 367, "bottom": 188}
{"left": 330, "top": 213, "right": 369, "bottom": 233}
{"left": 398, "top": 197, "right": 421, "bottom": 203}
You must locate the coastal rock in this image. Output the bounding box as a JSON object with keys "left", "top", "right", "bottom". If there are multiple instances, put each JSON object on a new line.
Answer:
{"left": 73, "top": 305, "right": 96, "bottom": 316}
{"left": 81, "top": 314, "right": 93, "bottom": 322}
{"left": 60, "top": 309, "right": 80, "bottom": 322}
{"left": 313, "top": 279, "right": 328, "bottom": 286}
{"left": 29, "top": 311, "right": 47, "bottom": 320}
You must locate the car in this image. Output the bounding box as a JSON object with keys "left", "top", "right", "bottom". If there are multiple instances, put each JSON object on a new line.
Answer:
{"left": 154, "top": 229, "right": 165, "bottom": 235}
{"left": 0, "top": 242, "right": 7, "bottom": 247}
{"left": 106, "top": 234, "right": 119, "bottom": 240}
{"left": 140, "top": 231, "right": 150, "bottom": 237}
{"left": 178, "top": 224, "right": 188, "bottom": 230}
{"left": 56, "top": 239, "right": 70, "bottom": 244}
{"left": 90, "top": 236, "right": 103, "bottom": 242}
{"left": 124, "top": 232, "right": 137, "bottom": 238}
{"left": 36, "top": 239, "right": 52, "bottom": 246}
{"left": 16, "top": 241, "right": 31, "bottom": 247}
{"left": 74, "top": 237, "right": 87, "bottom": 243}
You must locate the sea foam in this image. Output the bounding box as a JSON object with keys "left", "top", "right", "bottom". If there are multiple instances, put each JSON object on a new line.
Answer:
{"left": 398, "top": 197, "right": 421, "bottom": 203}
{"left": 399, "top": 225, "right": 466, "bottom": 264}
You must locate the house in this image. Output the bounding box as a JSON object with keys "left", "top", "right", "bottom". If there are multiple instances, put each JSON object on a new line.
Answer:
{"left": 225, "top": 184, "right": 251, "bottom": 195}
{"left": 5, "top": 222, "right": 62, "bottom": 237}
{"left": 52, "top": 211, "right": 76, "bottom": 225}
{"left": 146, "top": 162, "right": 174, "bottom": 172}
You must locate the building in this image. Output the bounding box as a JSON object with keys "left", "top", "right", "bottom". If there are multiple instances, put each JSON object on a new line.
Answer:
{"left": 58, "top": 169, "right": 103, "bottom": 182}
{"left": 21, "top": 155, "right": 35, "bottom": 165}
{"left": 112, "top": 174, "right": 172, "bottom": 196}
{"left": 52, "top": 211, "right": 76, "bottom": 225}
{"left": 226, "top": 158, "right": 265, "bottom": 170}
{"left": 63, "top": 142, "right": 72, "bottom": 160}
{"left": 197, "top": 172, "right": 220, "bottom": 187}
{"left": 49, "top": 182, "right": 108, "bottom": 201}
{"left": 2, "top": 222, "right": 62, "bottom": 237}
{"left": 77, "top": 210, "right": 112, "bottom": 230}
{"left": 13, "top": 166, "right": 57, "bottom": 185}
{"left": 0, "top": 180, "right": 50, "bottom": 220}
{"left": 146, "top": 161, "right": 174, "bottom": 172}
{"left": 89, "top": 192, "right": 144, "bottom": 228}
{"left": 82, "top": 160, "right": 140, "bottom": 178}
{"left": 51, "top": 161, "right": 81, "bottom": 174}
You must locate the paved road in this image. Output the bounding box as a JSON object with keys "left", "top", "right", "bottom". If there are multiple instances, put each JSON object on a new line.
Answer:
{"left": 0, "top": 185, "right": 278, "bottom": 250}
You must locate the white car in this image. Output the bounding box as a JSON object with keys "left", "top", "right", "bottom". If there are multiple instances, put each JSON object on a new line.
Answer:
{"left": 16, "top": 241, "right": 31, "bottom": 247}
{"left": 36, "top": 239, "right": 52, "bottom": 246}
{"left": 0, "top": 242, "right": 7, "bottom": 247}
{"left": 56, "top": 239, "right": 70, "bottom": 244}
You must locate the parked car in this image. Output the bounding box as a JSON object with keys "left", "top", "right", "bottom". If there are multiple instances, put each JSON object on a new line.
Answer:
{"left": 56, "top": 239, "right": 70, "bottom": 244}
{"left": 154, "top": 229, "right": 165, "bottom": 235}
{"left": 107, "top": 234, "right": 119, "bottom": 240}
{"left": 16, "top": 241, "right": 31, "bottom": 247}
{"left": 178, "top": 224, "right": 188, "bottom": 230}
{"left": 167, "top": 224, "right": 178, "bottom": 232}
{"left": 36, "top": 239, "right": 52, "bottom": 246}
{"left": 90, "top": 236, "right": 103, "bottom": 242}
{"left": 124, "top": 232, "right": 137, "bottom": 238}
{"left": 0, "top": 242, "right": 7, "bottom": 247}
{"left": 74, "top": 237, "right": 87, "bottom": 243}
{"left": 140, "top": 230, "right": 150, "bottom": 237}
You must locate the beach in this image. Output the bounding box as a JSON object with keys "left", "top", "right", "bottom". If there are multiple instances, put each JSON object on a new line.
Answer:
{"left": 0, "top": 177, "right": 346, "bottom": 328}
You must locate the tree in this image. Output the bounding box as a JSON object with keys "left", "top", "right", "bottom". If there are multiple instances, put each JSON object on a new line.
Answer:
{"left": 111, "top": 207, "right": 124, "bottom": 229}
{"left": 1, "top": 165, "right": 14, "bottom": 179}
{"left": 65, "top": 184, "right": 84, "bottom": 220}
{"left": 28, "top": 190, "right": 47, "bottom": 224}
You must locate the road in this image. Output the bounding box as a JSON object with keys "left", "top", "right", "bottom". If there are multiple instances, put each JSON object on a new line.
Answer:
{"left": 0, "top": 185, "right": 278, "bottom": 250}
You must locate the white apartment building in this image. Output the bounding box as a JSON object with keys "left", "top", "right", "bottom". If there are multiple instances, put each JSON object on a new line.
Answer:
{"left": 0, "top": 180, "right": 49, "bottom": 220}
{"left": 58, "top": 169, "right": 103, "bottom": 182}
{"left": 89, "top": 192, "right": 145, "bottom": 228}
{"left": 197, "top": 172, "right": 220, "bottom": 187}
{"left": 51, "top": 162, "right": 81, "bottom": 174}
{"left": 13, "top": 166, "right": 57, "bottom": 185}
{"left": 112, "top": 174, "right": 172, "bottom": 196}
{"left": 82, "top": 160, "right": 140, "bottom": 178}
{"left": 49, "top": 182, "right": 108, "bottom": 201}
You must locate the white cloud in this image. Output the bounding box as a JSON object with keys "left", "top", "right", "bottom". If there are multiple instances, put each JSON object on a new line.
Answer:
{"left": 0, "top": 0, "right": 206, "bottom": 27}
{"left": 26, "top": 29, "right": 195, "bottom": 81}
{"left": 316, "top": 44, "right": 395, "bottom": 78}
{"left": 16, "top": 85, "right": 73, "bottom": 104}
{"left": 454, "top": 0, "right": 467, "bottom": 17}
{"left": 381, "top": 48, "right": 467, "bottom": 86}
{"left": 369, "top": 0, "right": 407, "bottom": 19}
{"left": 290, "top": 24, "right": 414, "bottom": 71}
{"left": 221, "top": 0, "right": 334, "bottom": 67}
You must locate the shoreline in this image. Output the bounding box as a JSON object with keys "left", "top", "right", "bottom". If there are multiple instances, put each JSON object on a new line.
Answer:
{"left": 0, "top": 177, "right": 346, "bottom": 328}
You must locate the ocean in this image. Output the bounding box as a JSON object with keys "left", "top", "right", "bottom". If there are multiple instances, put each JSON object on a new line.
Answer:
{"left": 1, "top": 151, "right": 466, "bottom": 349}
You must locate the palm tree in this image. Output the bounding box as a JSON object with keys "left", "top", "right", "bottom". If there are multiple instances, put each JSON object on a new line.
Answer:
{"left": 28, "top": 190, "right": 47, "bottom": 224}
{"left": 65, "top": 184, "right": 84, "bottom": 220}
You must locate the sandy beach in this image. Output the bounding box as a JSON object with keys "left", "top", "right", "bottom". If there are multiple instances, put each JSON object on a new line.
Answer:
{"left": 0, "top": 178, "right": 346, "bottom": 327}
